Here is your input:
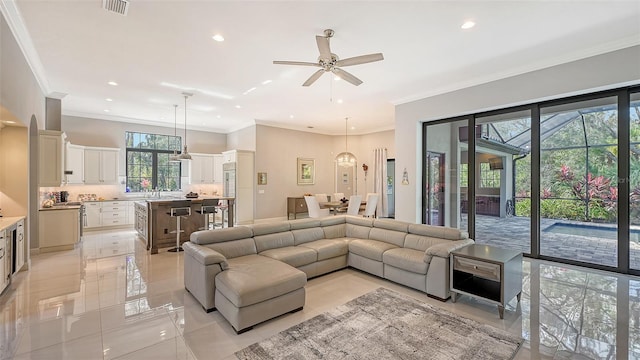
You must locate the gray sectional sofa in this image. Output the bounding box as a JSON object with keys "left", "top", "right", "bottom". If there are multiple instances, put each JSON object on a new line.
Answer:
{"left": 183, "top": 215, "right": 473, "bottom": 333}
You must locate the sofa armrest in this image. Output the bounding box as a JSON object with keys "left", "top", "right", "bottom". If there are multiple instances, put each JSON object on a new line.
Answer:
{"left": 423, "top": 239, "right": 474, "bottom": 263}
{"left": 183, "top": 242, "right": 229, "bottom": 269}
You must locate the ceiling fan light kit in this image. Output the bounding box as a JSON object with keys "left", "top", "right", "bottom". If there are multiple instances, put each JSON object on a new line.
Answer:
{"left": 274, "top": 29, "right": 384, "bottom": 87}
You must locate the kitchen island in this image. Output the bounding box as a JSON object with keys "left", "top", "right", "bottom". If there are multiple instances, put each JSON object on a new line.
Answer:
{"left": 135, "top": 197, "right": 235, "bottom": 254}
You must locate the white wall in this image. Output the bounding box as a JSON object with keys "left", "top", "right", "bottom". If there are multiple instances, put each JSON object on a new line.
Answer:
{"left": 395, "top": 45, "right": 640, "bottom": 223}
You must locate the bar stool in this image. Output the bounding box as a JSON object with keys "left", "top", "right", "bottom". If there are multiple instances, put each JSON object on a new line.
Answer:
{"left": 167, "top": 200, "right": 192, "bottom": 252}
{"left": 196, "top": 199, "right": 219, "bottom": 230}
{"left": 214, "top": 200, "right": 228, "bottom": 228}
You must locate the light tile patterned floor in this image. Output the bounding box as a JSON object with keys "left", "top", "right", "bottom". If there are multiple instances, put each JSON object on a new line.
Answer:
{"left": 0, "top": 228, "right": 639, "bottom": 359}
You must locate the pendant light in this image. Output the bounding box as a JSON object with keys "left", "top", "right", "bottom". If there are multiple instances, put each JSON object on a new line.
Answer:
{"left": 335, "top": 117, "right": 356, "bottom": 165}
{"left": 169, "top": 104, "right": 180, "bottom": 162}
{"left": 178, "top": 92, "right": 193, "bottom": 160}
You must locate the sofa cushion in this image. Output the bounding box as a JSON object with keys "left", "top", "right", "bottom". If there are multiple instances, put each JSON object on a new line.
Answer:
{"left": 190, "top": 226, "right": 253, "bottom": 245}
{"left": 207, "top": 238, "right": 257, "bottom": 259}
{"left": 259, "top": 246, "right": 317, "bottom": 267}
{"left": 323, "top": 223, "right": 346, "bottom": 239}
{"left": 408, "top": 223, "right": 468, "bottom": 240}
{"left": 292, "top": 227, "right": 325, "bottom": 245}
{"left": 254, "top": 231, "right": 295, "bottom": 253}
{"left": 289, "top": 218, "right": 321, "bottom": 230}
{"left": 298, "top": 239, "right": 350, "bottom": 261}
{"left": 369, "top": 228, "right": 406, "bottom": 247}
{"left": 383, "top": 248, "right": 428, "bottom": 274}
{"left": 349, "top": 239, "right": 397, "bottom": 262}
{"left": 251, "top": 222, "right": 291, "bottom": 236}
{"left": 403, "top": 234, "right": 448, "bottom": 252}
{"left": 216, "top": 257, "right": 306, "bottom": 307}
{"left": 373, "top": 218, "right": 410, "bottom": 232}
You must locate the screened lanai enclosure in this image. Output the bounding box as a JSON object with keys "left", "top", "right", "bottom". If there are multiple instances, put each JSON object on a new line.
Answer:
{"left": 423, "top": 88, "right": 640, "bottom": 273}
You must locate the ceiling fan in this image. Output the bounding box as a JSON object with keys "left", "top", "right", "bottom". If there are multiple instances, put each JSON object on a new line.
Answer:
{"left": 273, "top": 29, "right": 384, "bottom": 87}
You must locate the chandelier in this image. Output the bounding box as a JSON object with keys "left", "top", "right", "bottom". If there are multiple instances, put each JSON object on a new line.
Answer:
{"left": 336, "top": 117, "right": 356, "bottom": 165}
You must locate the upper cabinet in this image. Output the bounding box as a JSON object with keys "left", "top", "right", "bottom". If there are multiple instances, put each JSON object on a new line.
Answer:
{"left": 38, "top": 130, "right": 65, "bottom": 187}
{"left": 65, "top": 143, "right": 85, "bottom": 185}
{"left": 84, "top": 147, "right": 119, "bottom": 185}
{"left": 189, "top": 153, "right": 223, "bottom": 184}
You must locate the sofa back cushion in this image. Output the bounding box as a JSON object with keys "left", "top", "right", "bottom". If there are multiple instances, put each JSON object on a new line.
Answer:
{"left": 251, "top": 222, "right": 291, "bottom": 236}
{"left": 292, "top": 227, "right": 325, "bottom": 245}
{"left": 407, "top": 223, "right": 468, "bottom": 240}
{"left": 207, "top": 238, "right": 257, "bottom": 259}
{"left": 404, "top": 234, "right": 448, "bottom": 252}
{"left": 190, "top": 227, "right": 253, "bottom": 245}
{"left": 369, "top": 228, "right": 406, "bottom": 247}
{"left": 254, "top": 231, "right": 295, "bottom": 253}
{"left": 373, "top": 218, "right": 410, "bottom": 232}
{"left": 323, "top": 224, "right": 346, "bottom": 239}
{"left": 346, "top": 216, "right": 373, "bottom": 239}
{"left": 289, "top": 218, "right": 321, "bottom": 230}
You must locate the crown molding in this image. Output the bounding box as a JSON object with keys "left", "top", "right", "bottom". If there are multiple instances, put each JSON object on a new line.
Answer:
{"left": 0, "top": 0, "right": 51, "bottom": 96}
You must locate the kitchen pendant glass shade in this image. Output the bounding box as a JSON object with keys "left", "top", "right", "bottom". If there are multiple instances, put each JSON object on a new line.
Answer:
{"left": 169, "top": 104, "right": 180, "bottom": 162}
{"left": 335, "top": 117, "right": 357, "bottom": 165}
{"left": 177, "top": 92, "right": 193, "bottom": 160}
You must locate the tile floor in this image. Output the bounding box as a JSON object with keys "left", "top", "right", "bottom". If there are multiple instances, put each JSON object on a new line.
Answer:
{"left": 1, "top": 228, "right": 639, "bottom": 359}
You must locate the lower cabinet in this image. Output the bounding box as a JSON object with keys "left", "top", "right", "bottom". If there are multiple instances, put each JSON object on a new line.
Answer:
{"left": 0, "top": 230, "right": 7, "bottom": 293}
{"left": 15, "top": 219, "right": 25, "bottom": 273}
{"left": 84, "top": 202, "right": 102, "bottom": 229}
{"left": 39, "top": 209, "right": 80, "bottom": 252}
{"left": 84, "top": 200, "right": 135, "bottom": 230}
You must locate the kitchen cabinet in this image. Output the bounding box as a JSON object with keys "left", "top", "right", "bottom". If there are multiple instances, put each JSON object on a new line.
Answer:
{"left": 39, "top": 208, "right": 80, "bottom": 252}
{"left": 190, "top": 154, "right": 215, "bottom": 184}
{"left": 15, "top": 219, "right": 25, "bottom": 273}
{"left": 84, "top": 202, "right": 102, "bottom": 229}
{"left": 38, "top": 130, "right": 66, "bottom": 187}
{"left": 213, "top": 154, "right": 223, "bottom": 183}
{"left": 0, "top": 230, "right": 7, "bottom": 293}
{"left": 101, "top": 201, "right": 128, "bottom": 227}
{"left": 84, "top": 147, "right": 119, "bottom": 185}
{"left": 65, "top": 143, "right": 85, "bottom": 185}
{"left": 222, "top": 151, "right": 236, "bottom": 163}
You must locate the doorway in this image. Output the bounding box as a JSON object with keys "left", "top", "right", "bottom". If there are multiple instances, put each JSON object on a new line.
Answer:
{"left": 426, "top": 151, "right": 445, "bottom": 226}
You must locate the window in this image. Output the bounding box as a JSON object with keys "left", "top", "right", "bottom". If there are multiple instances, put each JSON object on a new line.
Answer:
{"left": 480, "top": 162, "right": 500, "bottom": 188}
{"left": 460, "top": 163, "right": 468, "bottom": 187}
{"left": 125, "top": 132, "right": 182, "bottom": 192}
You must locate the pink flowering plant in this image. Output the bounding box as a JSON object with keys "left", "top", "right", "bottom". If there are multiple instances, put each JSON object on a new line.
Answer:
{"left": 140, "top": 179, "right": 151, "bottom": 190}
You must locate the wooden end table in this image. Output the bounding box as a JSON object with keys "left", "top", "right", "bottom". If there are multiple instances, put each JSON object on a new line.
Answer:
{"left": 450, "top": 244, "right": 522, "bottom": 319}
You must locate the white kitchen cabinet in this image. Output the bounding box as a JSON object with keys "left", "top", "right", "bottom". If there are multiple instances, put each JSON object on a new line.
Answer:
{"left": 222, "top": 151, "right": 236, "bottom": 163}
{"left": 222, "top": 150, "right": 255, "bottom": 225}
{"left": 39, "top": 209, "right": 80, "bottom": 252}
{"left": 65, "top": 143, "right": 85, "bottom": 185}
{"left": 213, "top": 154, "right": 223, "bottom": 183}
{"left": 190, "top": 154, "right": 215, "bottom": 184}
{"left": 84, "top": 202, "right": 102, "bottom": 228}
{"left": 15, "top": 219, "right": 25, "bottom": 273}
{"left": 38, "top": 130, "right": 66, "bottom": 187}
{"left": 0, "top": 230, "right": 7, "bottom": 293}
{"left": 101, "top": 201, "right": 128, "bottom": 227}
{"left": 84, "top": 147, "right": 119, "bottom": 185}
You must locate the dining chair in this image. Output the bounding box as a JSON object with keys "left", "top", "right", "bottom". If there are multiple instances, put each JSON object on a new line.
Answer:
{"left": 346, "top": 195, "right": 362, "bottom": 215}
{"left": 314, "top": 193, "right": 329, "bottom": 203}
{"left": 304, "top": 196, "right": 331, "bottom": 218}
{"left": 362, "top": 193, "right": 379, "bottom": 218}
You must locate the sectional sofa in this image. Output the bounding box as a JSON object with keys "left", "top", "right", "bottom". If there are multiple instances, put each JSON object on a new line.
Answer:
{"left": 183, "top": 215, "right": 473, "bottom": 333}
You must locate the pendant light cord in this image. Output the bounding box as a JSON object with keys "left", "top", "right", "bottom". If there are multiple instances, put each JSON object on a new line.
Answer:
{"left": 184, "top": 95, "right": 188, "bottom": 145}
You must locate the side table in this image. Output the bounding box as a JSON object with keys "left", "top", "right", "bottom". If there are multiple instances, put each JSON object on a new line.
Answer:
{"left": 450, "top": 244, "right": 522, "bottom": 319}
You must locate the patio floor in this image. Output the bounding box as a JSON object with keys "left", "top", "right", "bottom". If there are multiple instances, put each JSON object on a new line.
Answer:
{"left": 464, "top": 214, "right": 640, "bottom": 269}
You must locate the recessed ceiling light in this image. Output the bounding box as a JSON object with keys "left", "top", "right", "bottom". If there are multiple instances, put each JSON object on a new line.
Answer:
{"left": 104, "top": 109, "right": 110, "bottom": 112}
{"left": 108, "top": 81, "right": 118, "bottom": 86}
{"left": 212, "top": 34, "right": 225, "bottom": 42}
{"left": 105, "top": 98, "right": 113, "bottom": 102}
{"left": 461, "top": 20, "right": 475, "bottom": 29}
{"left": 351, "top": 126, "right": 356, "bottom": 130}
{"left": 262, "top": 80, "right": 272, "bottom": 85}
{"left": 289, "top": 115, "right": 294, "bottom": 119}
{"left": 334, "top": 76, "right": 341, "bottom": 81}
{"left": 235, "top": 105, "right": 242, "bottom": 109}
{"left": 337, "top": 99, "right": 344, "bottom": 104}
{"left": 217, "top": 115, "right": 221, "bottom": 119}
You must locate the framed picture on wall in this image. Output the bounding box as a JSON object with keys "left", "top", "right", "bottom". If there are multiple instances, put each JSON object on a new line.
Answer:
{"left": 257, "top": 172, "right": 267, "bottom": 185}
{"left": 297, "top": 158, "right": 315, "bottom": 185}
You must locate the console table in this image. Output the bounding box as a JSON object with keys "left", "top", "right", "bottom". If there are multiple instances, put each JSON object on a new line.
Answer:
{"left": 450, "top": 244, "right": 522, "bottom": 319}
{"left": 287, "top": 197, "right": 308, "bottom": 219}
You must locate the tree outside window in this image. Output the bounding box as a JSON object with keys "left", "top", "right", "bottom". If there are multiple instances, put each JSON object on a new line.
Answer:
{"left": 126, "top": 132, "right": 182, "bottom": 192}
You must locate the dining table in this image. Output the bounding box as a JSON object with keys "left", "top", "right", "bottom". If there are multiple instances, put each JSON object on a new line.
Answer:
{"left": 320, "top": 201, "right": 347, "bottom": 214}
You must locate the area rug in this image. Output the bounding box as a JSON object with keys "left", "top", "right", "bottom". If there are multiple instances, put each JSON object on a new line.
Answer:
{"left": 235, "top": 287, "right": 523, "bottom": 359}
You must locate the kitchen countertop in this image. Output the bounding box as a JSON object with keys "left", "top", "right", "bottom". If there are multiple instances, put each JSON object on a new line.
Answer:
{"left": 0, "top": 216, "right": 25, "bottom": 231}
{"left": 39, "top": 205, "right": 82, "bottom": 211}
{"left": 145, "top": 196, "right": 234, "bottom": 206}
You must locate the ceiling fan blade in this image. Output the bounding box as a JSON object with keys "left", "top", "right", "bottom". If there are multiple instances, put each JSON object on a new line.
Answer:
{"left": 316, "top": 35, "right": 331, "bottom": 60}
{"left": 335, "top": 53, "right": 384, "bottom": 67}
{"left": 332, "top": 68, "right": 363, "bottom": 86}
{"left": 303, "top": 69, "right": 325, "bottom": 87}
{"left": 273, "top": 61, "right": 320, "bottom": 67}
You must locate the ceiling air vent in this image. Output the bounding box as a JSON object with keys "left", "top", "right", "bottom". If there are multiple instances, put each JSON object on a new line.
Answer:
{"left": 102, "top": 0, "right": 130, "bottom": 16}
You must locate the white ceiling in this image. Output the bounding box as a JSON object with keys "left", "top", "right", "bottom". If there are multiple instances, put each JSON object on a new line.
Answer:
{"left": 8, "top": 1, "right": 640, "bottom": 135}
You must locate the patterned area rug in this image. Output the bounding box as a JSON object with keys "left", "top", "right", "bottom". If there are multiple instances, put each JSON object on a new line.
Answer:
{"left": 236, "top": 287, "right": 523, "bottom": 359}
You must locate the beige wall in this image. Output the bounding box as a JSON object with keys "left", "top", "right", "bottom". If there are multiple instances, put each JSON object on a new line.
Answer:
{"left": 0, "top": 126, "right": 28, "bottom": 216}
{"left": 254, "top": 125, "right": 394, "bottom": 220}
{"left": 395, "top": 45, "right": 640, "bottom": 223}
{"left": 227, "top": 125, "right": 256, "bottom": 151}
